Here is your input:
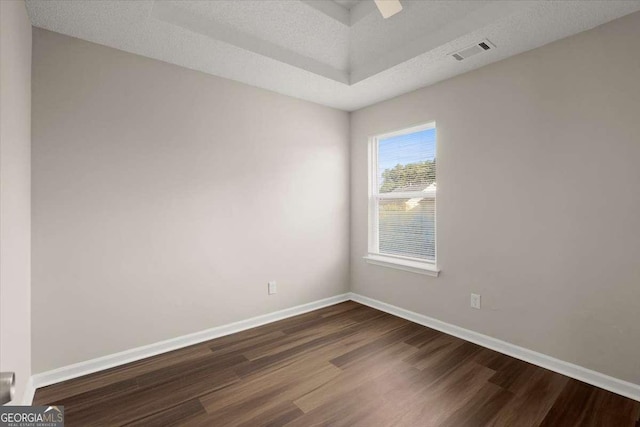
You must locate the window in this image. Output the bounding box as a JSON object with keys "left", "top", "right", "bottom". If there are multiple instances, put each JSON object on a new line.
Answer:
{"left": 365, "top": 122, "right": 439, "bottom": 276}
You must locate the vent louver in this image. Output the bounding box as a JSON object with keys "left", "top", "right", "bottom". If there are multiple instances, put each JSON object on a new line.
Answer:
{"left": 451, "top": 39, "right": 495, "bottom": 61}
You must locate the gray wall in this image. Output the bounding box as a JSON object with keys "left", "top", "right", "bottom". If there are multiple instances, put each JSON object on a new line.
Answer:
{"left": 350, "top": 11, "right": 640, "bottom": 385}
{"left": 0, "top": 0, "right": 32, "bottom": 403}
{"left": 32, "top": 29, "right": 350, "bottom": 373}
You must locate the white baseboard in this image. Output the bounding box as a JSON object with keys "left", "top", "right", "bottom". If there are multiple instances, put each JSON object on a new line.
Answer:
{"left": 349, "top": 292, "right": 640, "bottom": 402}
{"left": 30, "top": 293, "right": 350, "bottom": 390}
{"left": 22, "top": 377, "right": 35, "bottom": 405}
{"left": 28, "top": 291, "right": 639, "bottom": 403}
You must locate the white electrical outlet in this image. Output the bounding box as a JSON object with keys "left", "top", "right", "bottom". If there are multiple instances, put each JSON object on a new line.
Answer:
{"left": 471, "top": 293, "right": 481, "bottom": 309}
{"left": 268, "top": 281, "right": 277, "bottom": 295}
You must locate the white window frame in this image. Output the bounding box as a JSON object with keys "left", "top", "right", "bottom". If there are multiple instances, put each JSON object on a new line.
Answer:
{"left": 364, "top": 122, "right": 440, "bottom": 277}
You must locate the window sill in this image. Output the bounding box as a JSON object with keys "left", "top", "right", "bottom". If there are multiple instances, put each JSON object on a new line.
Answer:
{"left": 363, "top": 254, "right": 440, "bottom": 277}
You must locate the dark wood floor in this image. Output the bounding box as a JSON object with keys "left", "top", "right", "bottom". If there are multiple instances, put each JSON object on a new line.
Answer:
{"left": 34, "top": 301, "right": 639, "bottom": 426}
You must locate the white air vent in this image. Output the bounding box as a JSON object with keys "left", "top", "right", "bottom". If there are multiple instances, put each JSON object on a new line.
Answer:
{"left": 451, "top": 39, "right": 495, "bottom": 61}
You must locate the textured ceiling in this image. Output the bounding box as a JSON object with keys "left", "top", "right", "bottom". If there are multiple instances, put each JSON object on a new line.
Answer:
{"left": 25, "top": 0, "right": 640, "bottom": 111}
{"left": 334, "top": 0, "right": 362, "bottom": 10}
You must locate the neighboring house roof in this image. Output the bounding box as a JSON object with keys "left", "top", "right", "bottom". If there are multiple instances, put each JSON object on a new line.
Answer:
{"left": 404, "top": 183, "right": 436, "bottom": 210}
{"left": 391, "top": 182, "right": 436, "bottom": 195}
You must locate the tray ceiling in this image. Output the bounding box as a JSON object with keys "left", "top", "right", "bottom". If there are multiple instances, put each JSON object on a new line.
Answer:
{"left": 25, "top": 0, "right": 640, "bottom": 111}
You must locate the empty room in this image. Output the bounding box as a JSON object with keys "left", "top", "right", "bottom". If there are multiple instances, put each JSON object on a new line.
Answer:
{"left": 1, "top": 0, "right": 640, "bottom": 425}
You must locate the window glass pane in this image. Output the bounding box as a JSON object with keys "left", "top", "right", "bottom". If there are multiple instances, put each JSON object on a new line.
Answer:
{"left": 378, "top": 197, "right": 435, "bottom": 261}
{"left": 378, "top": 128, "right": 436, "bottom": 193}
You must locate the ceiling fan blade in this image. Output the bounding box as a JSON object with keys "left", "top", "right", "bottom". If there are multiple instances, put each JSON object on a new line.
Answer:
{"left": 373, "top": 0, "right": 403, "bottom": 19}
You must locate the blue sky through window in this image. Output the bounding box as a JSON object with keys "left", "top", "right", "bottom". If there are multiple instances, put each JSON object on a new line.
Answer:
{"left": 378, "top": 128, "right": 436, "bottom": 185}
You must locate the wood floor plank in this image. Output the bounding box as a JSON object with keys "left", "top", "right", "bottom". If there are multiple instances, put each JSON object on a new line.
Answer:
{"left": 417, "top": 341, "right": 483, "bottom": 384}
{"left": 32, "top": 302, "right": 640, "bottom": 427}
{"left": 439, "top": 382, "right": 514, "bottom": 427}
{"left": 280, "top": 304, "right": 375, "bottom": 335}
{"left": 235, "top": 312, "right": 408, "bottom": 379}
{"left": 123, "top": 398, "right": 207, "bottom": 427}
{"left": 319, "top": 300, "right": 362, "bottom": 318}
{"left": 288, "top": 361, "right": 425, "bottom": 427}
{"left": 208, "top": 330, "right": 286, "bottom": 356}
{"left": 329, "top": 322, "right": 424, "bottom": 368}
{"left": 403, "top": 333, "right": 464, "bottom": 370}
{"left": 591, "top": 387, "right": 640, "bottom": 422}
{"left": 65, "top": 368, "right": 239, "bottom": 426}
{"left": 236, "top": 401, "right": 304, "bottom": 427}
{"left": 42, "top": 378, "right": 139, "bottom": 414}
{"left": 137, "top": 352, "right": 247, "bottom": 388}
{"left": 240, "top": 313, "right": 363, "bottom": 361}
{"left": 390, "top": 361, "right": 498, "bottom": 426}
{"left": 33, "top": 344, "right": 214, "bottom": 404}
{"left": 538, "top": 379, "right": 603, "bottom": 427}
{"left": 199, "top": 361, "right": 341, "bottom": 425}
{"left": 488, "top": 357, "right": 531, "bottom": 390}
{"left": 294, "top": 341, "right": 418, "bottom": 413}
{"left": 487, "top": 369, "right": 569, "bottom": 427}
{"left": 204, "top": 301, "right": 358, "bottom": 353}
{"left": 404, "top": 326, "right": 443, "bottom": 348}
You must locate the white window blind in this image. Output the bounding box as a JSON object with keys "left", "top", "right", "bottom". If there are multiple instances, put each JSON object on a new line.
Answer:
{"left": 368, "top": 123, "right": 436, "bottom": 265}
